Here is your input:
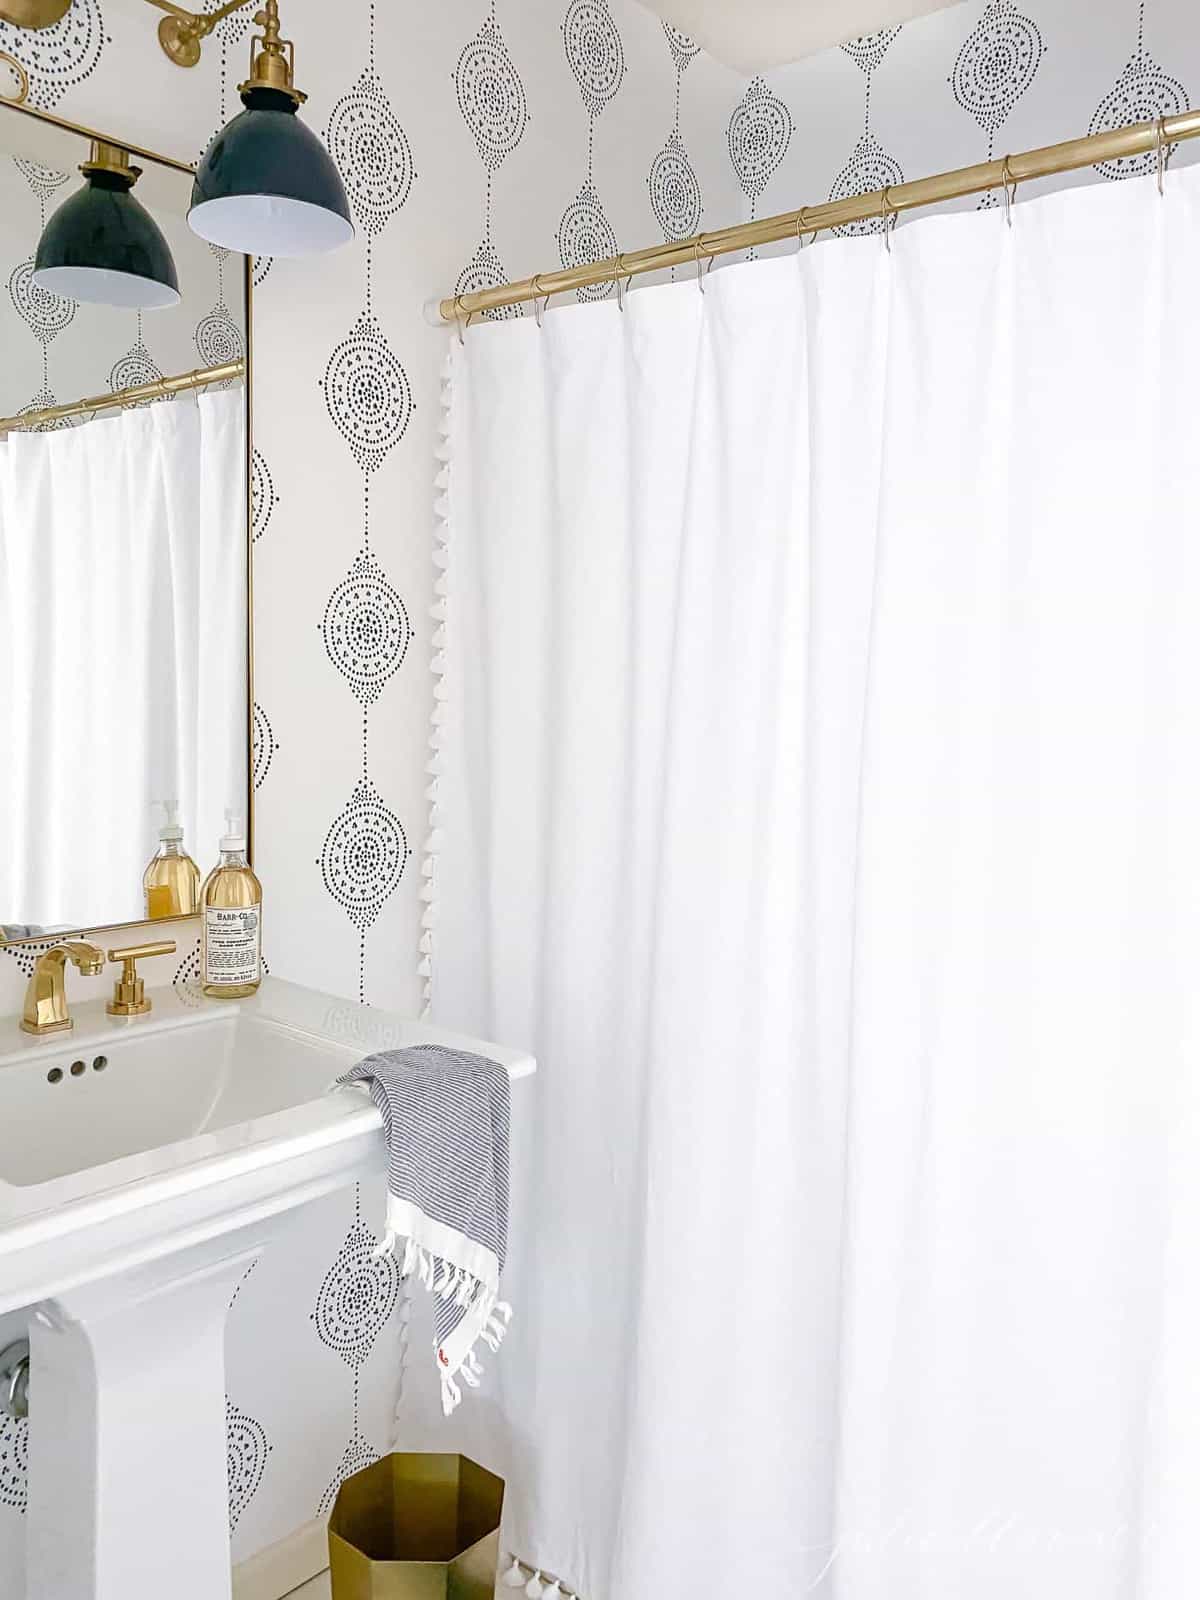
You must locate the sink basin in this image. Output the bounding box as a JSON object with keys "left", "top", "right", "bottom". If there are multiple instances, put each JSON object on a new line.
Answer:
{"left": 1, "top": 1007, "right": 355, "bottom": 1189}
{"left": 0, "top": 976, "right": 534, "bottom": 1600}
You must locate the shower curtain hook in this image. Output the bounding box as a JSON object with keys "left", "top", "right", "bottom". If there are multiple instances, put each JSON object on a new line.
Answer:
{"left": 615, "top": 255, "right": 626, "bottom": 312}
{"left": 531, "top": 274, "right": 546, "bottom": 329}
{"left": 1001, "top": 156, "right": 1017, "bottom": 228}
{"left": 795, "top": 208, "right": 812, "bottom": 252}
{"left": 694, "top": 237, "right": 707, "bottom": 294}
{"left": 880, "top": 188, "right": 897, "bottom": 253}
{"left": 453, "top": 296, "right": 467, "bottom": 346}
{"left": 1155, "top": 115, "right": 1168, "bottom": 196}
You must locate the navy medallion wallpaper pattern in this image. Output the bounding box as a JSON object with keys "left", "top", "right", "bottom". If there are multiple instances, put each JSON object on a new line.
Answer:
{"left": 318, "top": 2, "right": 415, "bottom": 1006}
{"left": 830, "top": 29, "right": 905, "bottom": 235}
{"left": 649, "top": 22, "right": 703, "bottom": 248}
{"left": 559, "top": 0, "right": 625, "bottom": 300}
{"left": 454, "top": 1, "right": 529, "bottom": 319}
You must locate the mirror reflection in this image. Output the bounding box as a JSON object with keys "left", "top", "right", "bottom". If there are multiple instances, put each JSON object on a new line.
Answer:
{"left": 0, "top": 106, "right": 249, "bottom": 939}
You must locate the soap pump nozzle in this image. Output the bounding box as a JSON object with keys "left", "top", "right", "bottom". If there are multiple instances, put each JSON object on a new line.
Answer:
{"left": 156, "top": 799, "right": 184, "bottom": 844}
{"left": 220, "top": 810, "right": 247, "bottom": 855}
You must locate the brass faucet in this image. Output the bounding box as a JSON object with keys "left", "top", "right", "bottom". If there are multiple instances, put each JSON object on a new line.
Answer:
{"left": 20, "top": 942, "right": 105, "bottom": 1036}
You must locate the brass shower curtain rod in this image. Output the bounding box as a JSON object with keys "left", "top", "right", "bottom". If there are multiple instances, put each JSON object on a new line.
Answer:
{"left": 439, "top": 108, "right": 1200, "bottom": 323}
{"left": 0, "top": 359, "right": 244, "bottom": 435}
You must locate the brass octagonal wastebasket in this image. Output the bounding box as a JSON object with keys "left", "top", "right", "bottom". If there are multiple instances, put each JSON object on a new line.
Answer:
{"left": 328, "top": 1452, "right": 505, "bottom": 1600}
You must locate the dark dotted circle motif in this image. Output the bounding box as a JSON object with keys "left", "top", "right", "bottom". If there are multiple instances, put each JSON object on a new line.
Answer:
{"left": 252, "top": 701, "right": 278, "bottom": 789}
{"left": 226, "top": 1401, "right": 271, "bottom": 1531}
{"left": 322, "top": 548, "right": 411, "bottom": 706}
{"left": 951, "top": 1, "right": 1045, "bottom": 135}
{"left": 661, "top": 20, "right": 699, "bottom": 73}
{"left": 0, "top": 1416, "right": 28, "bottom": 1512}
{"left": 312, "top": 1214, "right": 401, "bottom": 1366}
{"left": 455, "top": 240, "right": 520, "bottom": 322}
{"left": 829, "top": 131, "right": 905, "bottom": 236}
{"left": 649, "top": 131, "right": 701, "bottom": 241}
{"left": 455, "top": 14, "right": 528, "bottom": 171}
{"left": 319, "top": 777, "right": 409, "bottom": 932}
{"left": 9, "top": 256, "right": 75, "bottom": 344}
{"left": 727, "top": 76, "right": 793, "bottom": 203}
{"left": 14, "top": 158, "right": 68, "bottom": 201}
{"left": 1090, "top": 49, "right": 1188, "bottom": 180}
{"left": 0, "top": 0, "right": 107, "bottom": 111}
{"left": 327, "top": 68, "right": 414, "bottom": 237}
{"left": 557, "top": 180, "right": 618, "bottom": 302}
{"left": 318, "top": 1433, "right": 379, "bottom": 1518}
{"left": 173, "top": 941, "right": 203, "bottom": 1006}
{"left": 194, "top": 302, "right": 243, "bottom": 368}
{"left": 562, "top": 0, "right": 625, "bottom": 118}
{"left": 109, "top": 340, "right": 163, "bottom": 397}
{"left": 323, "top": 312, "right": 413, "bottom": 475}
{"left": 251, "top": 448, "right": 277, "bottom": 542}
{"left": 17, "top": 385, "right": 69, "bottom": 432}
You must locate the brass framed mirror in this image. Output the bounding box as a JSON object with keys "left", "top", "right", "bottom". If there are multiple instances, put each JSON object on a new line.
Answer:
{"left": 0, "top": 96, "right": 253, "bottom": 949}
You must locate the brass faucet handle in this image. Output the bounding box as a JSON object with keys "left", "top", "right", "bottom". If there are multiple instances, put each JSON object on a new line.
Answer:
{"left": 106, "top": 940, "right": 177, "bottom": 1017}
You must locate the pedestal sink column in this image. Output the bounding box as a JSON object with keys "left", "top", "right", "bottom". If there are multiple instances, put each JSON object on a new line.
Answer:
{"left": 25, "top": 1242, "right": 259, "bottom": 1600}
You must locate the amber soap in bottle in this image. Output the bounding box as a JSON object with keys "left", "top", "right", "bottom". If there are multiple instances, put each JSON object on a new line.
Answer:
{"left": 143, "top": 801, "right": 201, "bottom": 919}
{"left": 200, "top": 813, "right": 262, "bottom": 999}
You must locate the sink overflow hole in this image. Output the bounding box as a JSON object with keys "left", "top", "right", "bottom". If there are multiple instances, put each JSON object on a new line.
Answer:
{"left": 46, "top": 1057, "right": 110, "bottom": 1084}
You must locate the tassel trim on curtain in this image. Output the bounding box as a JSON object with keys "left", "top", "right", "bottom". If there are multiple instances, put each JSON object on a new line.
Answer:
{"left": 501, "top": 1555, "right": 581, "bottom": 1598}
{"left": 420, "top": 348, "right": 454, "bottom": 1018}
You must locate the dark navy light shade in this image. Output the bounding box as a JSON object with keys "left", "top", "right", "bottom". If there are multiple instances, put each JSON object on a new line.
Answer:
{"left": 189, "top": 86, "right": 353, "bottom": 258}
{"left": 33, "top": 173, "right": 181, "bottom": 311}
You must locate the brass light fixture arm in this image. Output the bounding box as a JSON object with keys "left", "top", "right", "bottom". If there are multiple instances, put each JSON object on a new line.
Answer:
{"left": 143, "top": 0, "right": 258, "bottom": 70}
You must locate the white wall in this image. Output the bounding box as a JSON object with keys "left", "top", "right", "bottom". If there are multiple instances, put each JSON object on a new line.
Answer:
{"left": 0, "top": 0, "right": 1196, "bottom": 1592}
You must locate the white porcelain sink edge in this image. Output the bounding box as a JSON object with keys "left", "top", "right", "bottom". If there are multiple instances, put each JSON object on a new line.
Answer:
{"left": 0, "top": 974, "right": 534, "bottom": 1317}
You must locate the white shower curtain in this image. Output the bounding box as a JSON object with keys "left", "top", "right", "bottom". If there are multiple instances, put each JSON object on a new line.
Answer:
{"left": 433, "top": 166, "right": 1200, "bottom": 1599}
{"left": 0, "top": 389, "right": 246, "bottom": 929}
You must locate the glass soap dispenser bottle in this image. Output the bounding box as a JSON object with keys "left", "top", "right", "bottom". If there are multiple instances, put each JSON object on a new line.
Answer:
{"left": 200, "top": 812, "right": 263, "bottom": 999}
{"left": 143, "top": 801, "right": 201, "bottom": 919}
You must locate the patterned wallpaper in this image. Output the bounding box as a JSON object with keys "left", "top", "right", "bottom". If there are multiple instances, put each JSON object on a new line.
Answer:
{"left": 0, "top": 0, "right": 1197, "bottom": 1594}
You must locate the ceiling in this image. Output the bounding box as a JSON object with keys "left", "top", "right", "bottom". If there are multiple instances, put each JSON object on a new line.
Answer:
{"left": 638, "top": 0, "right": 965, "bottom": 72}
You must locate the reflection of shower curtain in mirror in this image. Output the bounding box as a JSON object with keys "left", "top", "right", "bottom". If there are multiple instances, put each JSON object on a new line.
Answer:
{"left": 0, "top": 388, "right": 245, "bottom": 929}
{"left": 434, "top": 168, "right": 1200, "bottom": 1600}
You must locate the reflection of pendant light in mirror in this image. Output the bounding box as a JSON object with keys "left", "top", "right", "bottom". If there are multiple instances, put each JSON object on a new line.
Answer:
{"left": 33, "top": 142, "right": 181, "bottom": 310}
{"left": 188, "top": 0, "right": 352, "bottom": 257}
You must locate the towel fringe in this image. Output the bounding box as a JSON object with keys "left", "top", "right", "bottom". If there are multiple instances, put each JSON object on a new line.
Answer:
{"left": 440, "top": 1372, "right": 463, "bottom": 1415}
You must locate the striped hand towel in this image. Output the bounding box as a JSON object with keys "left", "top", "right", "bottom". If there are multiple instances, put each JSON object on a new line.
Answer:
{"left": 336, "top": 1045, "right": 512, "bottom": 1415}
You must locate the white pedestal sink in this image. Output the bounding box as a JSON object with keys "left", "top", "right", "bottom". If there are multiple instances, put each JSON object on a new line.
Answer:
{"left": 0, "top": 977, "right": 533, "bottom": 1600}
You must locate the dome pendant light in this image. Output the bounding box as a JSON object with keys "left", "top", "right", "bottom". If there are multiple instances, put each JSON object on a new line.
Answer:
{"left": 33, "top": 142, "right": 181, "bottom": 311}
{"left": 188, "top": 0, "right": 353, "bottom": 258}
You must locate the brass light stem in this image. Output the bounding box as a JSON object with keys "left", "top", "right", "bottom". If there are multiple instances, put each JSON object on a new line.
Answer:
{"left": 239, "top": 0, "right": 304, "bottom": 105}
{"left": 0, "top": 360, "right": 245, "bottom": 435}
{"left": 439, "top": 107, "right": 1200, "bottom": 321}
{"left": 79, "top": 140, "right": 141, "bottom": 183}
